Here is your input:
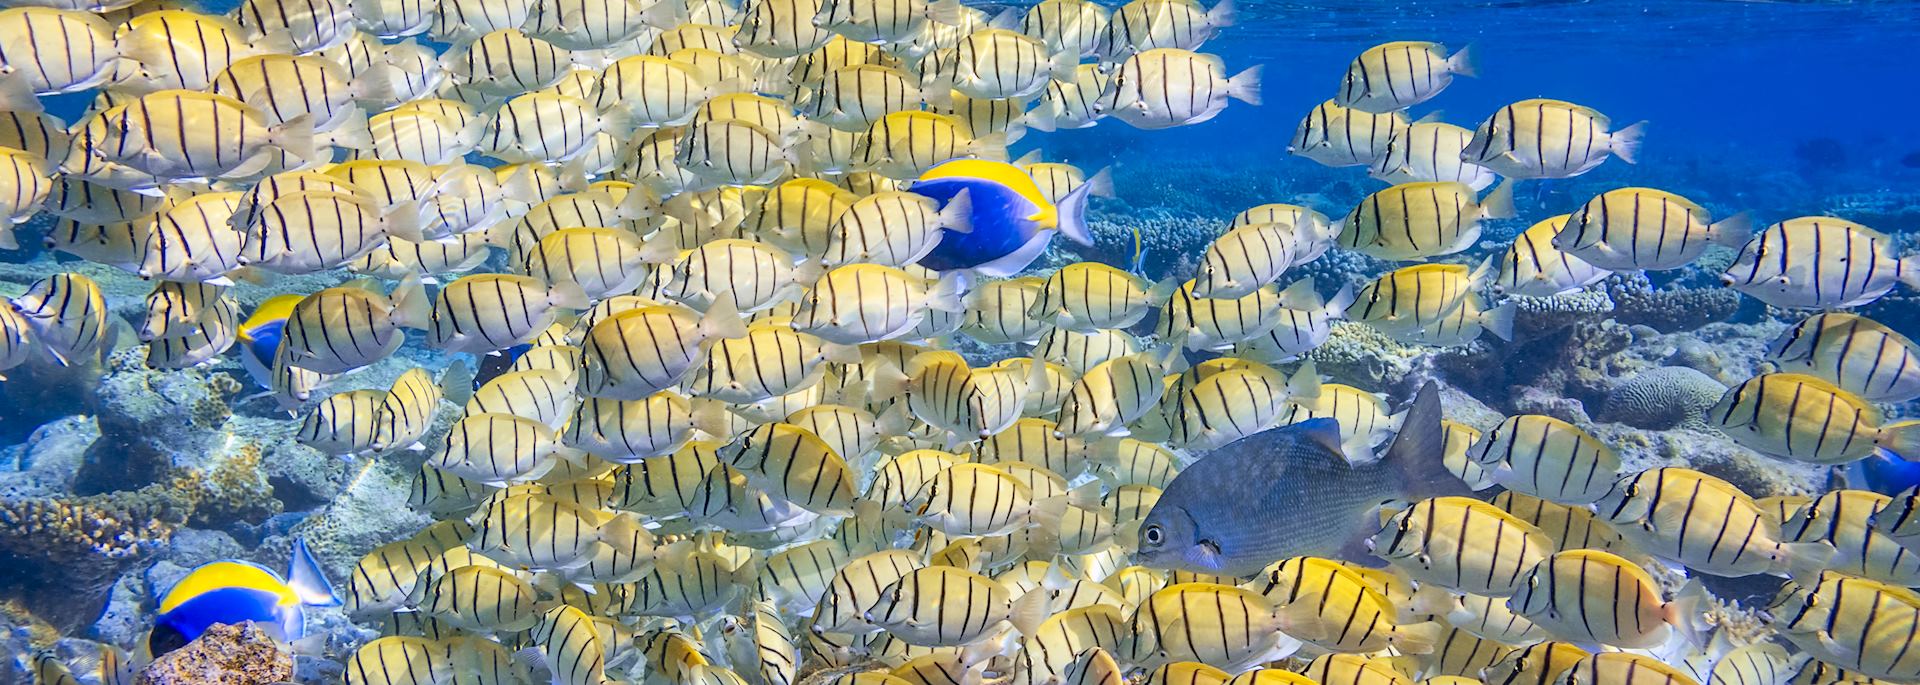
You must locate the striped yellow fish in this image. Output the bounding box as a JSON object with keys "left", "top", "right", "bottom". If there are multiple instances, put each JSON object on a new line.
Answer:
{"left": 857, "top": 110, "right": 1004, "bottom": 180}
{"left": 1021, "top": 0, "right": 1109, "bottom": 56}
{"left": 1709, "top": 372, "right": 1920, "bottom": 465}
{"left": 1056, "top": 346, "right": 1184, "bottom": 438}
{"left": 298, "top": 389, "right": 386, "bottom": 458}
{"left": 1596, "top": 467, "right": 1833, "bottom": 578}
{"left": 1368, "top": 496, "right": 1556, "bottom": 597}
{"left": 912, "top": 462, "right": 1044, "bottom": 537}
{"left": 1372, "top": 121, "right": 1499, "bottom": 190}
{"left": 865, "top": 564, "right": 1030, "bottom": 646}
{"left": 722, "top": 422, "right": 860, "bottom": 515}
{"left": 1291, "top": 100, "right": 1408, "bottom": 168}
{"left": 814, "top": 0, "right": 936, "bottom": 44}
{"left": 1479, "top": 642, "right": 1590, "bottom": 685}
{"left": 410, "top": 563, "right": 542, "bottom": 632}
{"left": 428, "top": 274, "right": 590, "bottom": 355}
{"left": 1300, "top": 654, "right": 1414, "bottom": 685}
{"left": 1492, "top": 215, "right": 1613, "bottom": 297}
{"left": 1767, "top": 313, "right": 1920, "bottom": 404}
{"left": 1335, "top": 42, "right": 1476, "bottom": 113}
{"left": 1255, "top": 555, "right": 1439, "bottom": 655}
{"left": 1031, "top": 262, "right": 1176, "bottom": 331}
{"left": 1722, "top": 216, "right": 1919, "bottom": 309}
{"left": 1507, "top": 549, "right": 1700, "bottom": 649}
{"left": 10, "top": 272, "right": 110, "bottom": 365}
{"left": 1094, "top": 0, "right": 1234, "bottom": 59}
{"left": 1492, "top": 490, "right": 1636, "bottom": 556}
{"left": 1559, "top": 653, "right": 1700, "bottom": 685}
{"left": 1463, "top": 99, "right": 1646, "bottom": 179}
{"left": 1553, "top": 187, "right": 1749, "bottom": 272}
{"left": 431, "top": 412, "right": 560, "bottom": 485}
{"left": 1769, "top": 571, "right": 1920, "bottom": 681}
{"left": 814, "top": 548, "right": 925, "bottom": 634}
{"left": 1343, "top": 261, "right": 1492, "bottom": 341}
{"left": 734, "top": 0, "right": 834, "bottom": 58}
{"left": 0, "top": 8, "right": 121, "bottom": 95}
{"left": 1033, "top": 63, "right": 1112, "bottom": 131}
{"left": 1095, "top": 48, "right": 1260, "bottom": 130}
{"left": 1467, "top": 414, "right": 1621, "bottom": 505}
{"left": 1338, "top": 180, "right": 1515, "bottom": 261}
{"left": 793, "top": 264, "right": 967, "bottom": 344}
{"left": 1781, "top": 489, "right": 1919, "bottom": 586}
{"left": 279, "top": 278, "right": 429, "bottom": 373}
{"left": 809, "top": 64, "right": 924, "bottom": 131}
{"left": 1125, "top": 582, "right": 1295, "bottom": 671}
{"left": 582, "top": 302, "right": 749, "bottom": 400}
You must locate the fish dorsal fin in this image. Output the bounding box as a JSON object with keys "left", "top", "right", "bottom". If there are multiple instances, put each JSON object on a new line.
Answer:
{"left": 287, "top": 539, "right": 341, "bottom": 607}
{"left": 1292, "top": 417, "right": 1346, "bottom": 456}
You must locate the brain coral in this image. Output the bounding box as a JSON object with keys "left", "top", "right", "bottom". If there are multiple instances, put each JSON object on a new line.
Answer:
{"left": 1598, "top": 366, "right": 1729, "bottom": 431}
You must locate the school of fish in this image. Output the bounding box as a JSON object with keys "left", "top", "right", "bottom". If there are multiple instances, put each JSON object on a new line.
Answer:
{"left": 7, "top": 0, "right": 1920, "bottom": 685}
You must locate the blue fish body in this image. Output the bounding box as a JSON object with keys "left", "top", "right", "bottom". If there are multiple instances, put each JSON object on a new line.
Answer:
{"left": 149, "top": 539, "right": 337, "bottom": 655}
{"left": 905, "top": 159, "right": 1099, "bottom": 277}
{"left": 910, "top": 177, "right": 1043, "bottom": 272}
{"left": 1858, "top": 448, "right": 1920, "bottom": 496}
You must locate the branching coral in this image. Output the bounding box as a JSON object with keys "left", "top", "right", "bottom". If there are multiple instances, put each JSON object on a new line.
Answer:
{"left": 1606, "top": 273, "right": 1741, "bottom": 333}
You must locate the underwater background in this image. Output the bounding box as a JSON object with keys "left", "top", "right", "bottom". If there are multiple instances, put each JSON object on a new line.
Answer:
{"left": 4, "top": 0, "right": 1920, "bottom": 682}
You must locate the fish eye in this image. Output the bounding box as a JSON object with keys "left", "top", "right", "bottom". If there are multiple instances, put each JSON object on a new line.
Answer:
{"left": 1142, "top": 524, "right": 1164, "bottom": 545}
{"left": 1804, "top": 594, "right": 1819, "bottom": 608}
{"left": 1396, "top": 516, "right": 1411, "bottom": 533}
{"left": 1626, "top": 483, "right": 1639, "bottom": 497}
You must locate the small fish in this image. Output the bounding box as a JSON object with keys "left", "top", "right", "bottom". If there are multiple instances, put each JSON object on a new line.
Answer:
{"left": 343, "top": 636, "right": 449, "bottom": 685}
{"left": 865, "top": 565, "right": 1029, "bottom": 647}
{"left": 1559, "top": 653, "right": 1701, "bottom": 685}
{"left": 581, "top": 301, "right": 749, "bottom": 400}
{"left": 814, "top": 548, "right": 926, "bottom": 634}
{"left": 1094, "top": 48, "right": 1260, "bottom": 130}
{"left": 431, "top": 412, "right": 561, "bottom": 485}
{"left": 149, "top": 539, "right": 338, "bottom": 655}
{"left": 279, "top": 277, "right": 430, "bottom": 373}
{"left": 1492, "top": 490, "right": 1636, "bottom": 556}
{"left": 1463, "top": 99, "right": 1646, "bottom": 179}
{"left": 428, "top": 274, "right": 590, "bottom": 355}
{"left": 1722, "top": 216, "right": 1920, "bottom": 309}
{"left": 1135, "top": 382, "right": 1467, "bottom": 576}
{"left": 1479, "top": 642, "right": 1589, "bottom": 685}
{"left": 0, "top": 7, "right": 122, "bottom": 97}
{"left": 1552, "top": 187, "right": 1750, "bottom": 272}
{"left": 1780, "top": 489, "right": 1919, "bottom": 586}
{"left": 1708, "top": 372, "right": 1920, "bottom": 465}
{"left": 1056, "top": 346, "right": 1184, "bottom": 438}
{"left": 810, "top": 64, "right": 926, "bottom": 131}
{"left": 1369, "top": 496, "right": 1556, "bottom": 597}
{"left": 1335, "top": 42, "right": 1476, "bottom": 113}
{"left": 1766, "top": 313, "right": 1920, "bottom": 404}
{"left": 1597, "top": 467, "right": 1834, "bottom": 578}
{"left": 371, "top": 367, "right": 440, "bottom": 453}
{"left": 1371, "top": 120, "right": 1499, "bottom": 190}
{"left": 238, "top": 190, "right": 426, "bottom": 274}
{"left": 1507, "top": 549, "right": 1702, "bottom": 650}
{"left": 721, "top": 422, "right": 861, "bottom": 515}
{"left": 909, "top": 159, "right": 1101, "bottom": 276}
{"left": 1094, "top": 0, "right": 1235, "bottom": 59}
{"left": 793, "top": 264, "right": 967, "bottom": 344}
{"left": 1765, "top": 571, "right": 1920, "bottom": 682}
{"left": 1492, "top": 214, "right": 1613, "bottom": 297}
{"left": 1291, "top": 100, "right": 1408, "bottom": 168}
{"left": 935, "top": 28, "right": 1071, "bottom": 101}
{"left": 1338, "top": 180, "right": 1515, "bottom": 261}
{"left": 10, "top": 272, "right": 111, "bottom": 366}
{"left": 1343, "top": 261, "right": 1496, "bottom": 342}
{"left": 813, "top": 0, "right": 943, "bottom": 45}
{"left": 297, "top": 389, "right": 387, "bottom": 458}
{"left": 820, "top": 190, "right": 973, "bottom": 267}
{"left": 111, "top": 10, "right": 290, "bottom": 93}
{"left": 735, "top": 0, "right": 834, "bottom": 58}
{"left": 1467, "top": 414, "right": 1621, "bottom": 505}
{"left": 1031, "top": 63, "right": 1112, "bottom": 131}
{"left": 1256, "top": 555, "right": 1440, "bottom": 655}
{"left": 1126, "top": 582, "right": 1296, "bottom": 671}
{"left": 857, "top": 110, "right": 1005, "bottom": 180}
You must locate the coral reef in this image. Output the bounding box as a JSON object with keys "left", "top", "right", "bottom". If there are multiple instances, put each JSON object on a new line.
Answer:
{"left": 1508, "top": 290, "right": 1615, "bottom": 340}
{"left": 1605, "top": 273, "right": 1742, "bottom": 333}
{"left": 0, "top": 480, "right": 190, "bottom": 628}
{"left": 136, "top": 622, "right": 293, "bottom": 685}
{"left": 1597, "top": 366, "right": 1728, "bottom": 431}
{"left": 1305, "top": 322, "right": 1427, "bottom": 391}
{"left": 77, "top": 349, "right": 245, "bottom": 492}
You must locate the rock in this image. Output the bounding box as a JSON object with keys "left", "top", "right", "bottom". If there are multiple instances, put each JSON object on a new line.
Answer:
{"left": 137, "top": 622, "right": 293, "bottom": 685}
{"left": 90, "top": 569, "right": 150, "bottom": 648}
{"left": 0, "top": 416, "right": 99, "bottom": 501}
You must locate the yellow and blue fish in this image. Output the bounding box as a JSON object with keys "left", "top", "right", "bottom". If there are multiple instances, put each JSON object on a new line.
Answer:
{"left": 235, "top": 293, "right": 304, "bottom": 389}
{"left": 149, "top": 538, "right": 339, "bottom": 655}
{"left": 907, "top": 159, "right": 1100, "bottom": 277}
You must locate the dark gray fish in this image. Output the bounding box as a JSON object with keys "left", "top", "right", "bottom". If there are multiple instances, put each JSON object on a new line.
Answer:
{"left": 1133, "top": 381, "right": 1467, "bottom": 577}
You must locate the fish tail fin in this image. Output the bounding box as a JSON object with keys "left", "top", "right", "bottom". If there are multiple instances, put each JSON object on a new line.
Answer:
{"left": 971, "top": 132, "right": 1010, "bottom": 161}
{"left": 1772, "top": 540, "right": 1836, "bottom": 584}
{"left": 1085, "top": 166, "right": 1116, "bottom": 198}
{"left": 692, "top": 399, "right": 736, "bottom": 440}
{"left": 1880, "top": 420, "right": 1920, "bottom": 459}
{"left": 1023, "top": 103, "right": 1059, "bottom": 133}
{"left": 0, "top": 72, "right": 45, "bottom": 113}
{"left": 1208, "top": 0, "right": 1236, "bottom": 27}
{"left": 1479, "top": 300, "right": 1517, "bottom": 342}
{"left": 927, "top": 272, "right": 969, "bottom": 312}
{"left": 1899, "top": 257, "right": 1920, "bottom": 291}
{"left": 1447, "top": 43, "right": 1479, "bottom": 78}
{"left": 1227, "top": 65, "right": 1263, "bottom": 105}
{"left": 1008, "top": 582, "right": 1052, "bottom": 637}
{"left": 288, "top": 538, "right": 341, "bottom": 607}
{"left": 870, "top": 360, "right": 912, "bottom": 399}
{"left": 697, "top": 298, "right": 749, "bottom": 340}
{"left": 390, "top": 273, "right": 431, "bottom": 330}
{"left": 937, "top": 189, "right": 974, "bottom": 233}
{"left": 1479, "top": 178, "right": 1517, "bottom": 220}
{"left": 1610, "top": 120, "right": 1648, "bottom": 164}
{"left": 267, "top": 114, "right": 319, "bottom": 164}
{"left": 1710, "top": 211, "right": 1753, "bottom": 248}
{"left": 1053, "top": 169, "right": 1102, "bottom": 248}
{"left": 1325, "top": 283, "right": 1356, "bottom": 320}
{"left": 1390, "top": 621, "right": 1443, "bottom": 656}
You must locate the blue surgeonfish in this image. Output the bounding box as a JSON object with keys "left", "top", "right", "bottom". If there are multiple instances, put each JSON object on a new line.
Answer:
{"left": 149, "top": 538, "right": 340, "bottom": 655}
{"left": 906, "top": 159, "right": 1102, "bottom": 277}
{"left": 235, "top": 294, "right": 303, "bottom": 389}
